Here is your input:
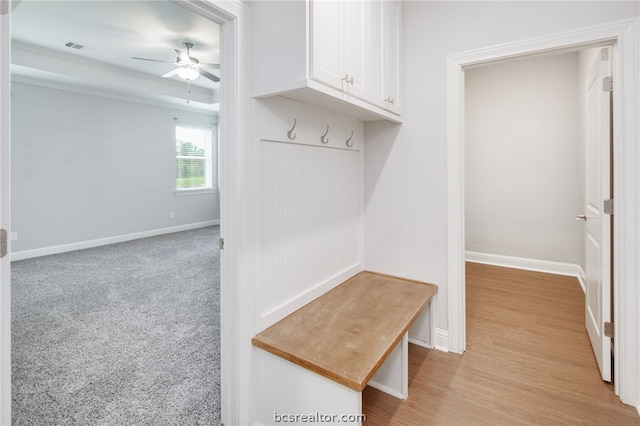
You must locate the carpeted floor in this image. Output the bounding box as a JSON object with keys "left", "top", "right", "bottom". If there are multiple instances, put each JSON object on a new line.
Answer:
{"left": 11, "top": 226, "right": 221, "bottom": 425}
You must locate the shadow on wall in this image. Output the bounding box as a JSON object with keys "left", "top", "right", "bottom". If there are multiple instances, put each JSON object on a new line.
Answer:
{"left": 363, "top": 120, "right": 402, "bottom": 208}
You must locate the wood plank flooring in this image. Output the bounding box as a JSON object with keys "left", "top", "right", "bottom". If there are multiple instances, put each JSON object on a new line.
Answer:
{"left": 362, "top": 263, "right": 639, "bottom": 425}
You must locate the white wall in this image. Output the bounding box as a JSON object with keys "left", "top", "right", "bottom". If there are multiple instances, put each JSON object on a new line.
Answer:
{"left": 364, "top": 1, "right": 638, "bottom": 343}
{"left": 464, "top": 52, "right": 583, "bottom": 266}
{"left": 11, "top": 81, "right": 219, "bottom": 256}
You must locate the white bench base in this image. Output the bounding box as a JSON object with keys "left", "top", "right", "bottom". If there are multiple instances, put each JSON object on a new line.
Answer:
{"left": 253, "top": 333, "right": 408, "bottom": 426}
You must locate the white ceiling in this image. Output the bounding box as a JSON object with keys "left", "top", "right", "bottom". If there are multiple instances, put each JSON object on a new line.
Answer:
{"left": 10, "top": 0, "right": 221, "bottom": 113}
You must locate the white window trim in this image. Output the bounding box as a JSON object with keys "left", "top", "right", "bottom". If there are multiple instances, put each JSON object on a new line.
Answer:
{"left": 174, "top": 121, "right": 217, "bottom": 193}
{"left": 174, "top": 187, "right": 215, "bottom": 196}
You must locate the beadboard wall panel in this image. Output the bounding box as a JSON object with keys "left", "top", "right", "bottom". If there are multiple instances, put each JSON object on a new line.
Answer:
{"left": 254, "top": 98, "right": 364, "bottom": 331}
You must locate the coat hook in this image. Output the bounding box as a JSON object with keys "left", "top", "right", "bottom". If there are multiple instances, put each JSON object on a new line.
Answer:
{"left": 287, "top": 118, "right": 297, "bottom": 140}
{"left": 321, "top": 125, "right": 330, "bottom": 144}
{"left": 345, "top": 130, "right": 354, "bottom": 148}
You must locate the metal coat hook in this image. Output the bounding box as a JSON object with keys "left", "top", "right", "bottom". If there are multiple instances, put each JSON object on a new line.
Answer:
{"left": 321, "top": 125, "right": 330, "bottom": 144}
{"left": 345, "top": 131, "right": 354, "bottom": 148}
{"left": 287, "top": 118, "right": 297, "bottom": 140}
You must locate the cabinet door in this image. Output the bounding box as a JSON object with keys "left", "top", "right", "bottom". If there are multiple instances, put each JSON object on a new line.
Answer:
{"left": 364, "top": 0, "right": 386, "bottom": 108}
{"left": 383, "top": 0, "right": 401, "bottom": 113}
{"left": 310, "top": 0, "right": 344, "bottom": 90}
{"left": 342, "top": 0, "right": 367, "bottom": 100}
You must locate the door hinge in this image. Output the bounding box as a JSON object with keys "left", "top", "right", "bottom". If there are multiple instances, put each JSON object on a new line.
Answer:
{"left": 603, "top": 76, "right": 613, "bottom": 92}
{"left": 0, "top": 229, "right": 7, "bottom": 258}
{"left": 219, "top": 237, "right": 224, "bottom": 250}
{"left": 604, "top": 199, "right": 614, "bottom": 215}
{"left": 604, "top": 321, "right": 614, "bottom": 338}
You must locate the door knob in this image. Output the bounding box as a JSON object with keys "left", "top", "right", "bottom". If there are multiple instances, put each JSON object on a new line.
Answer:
{"left": 576, "top": 214, "right": 587, "bottom": 221}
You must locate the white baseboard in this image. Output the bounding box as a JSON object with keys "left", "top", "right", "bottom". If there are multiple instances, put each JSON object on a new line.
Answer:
{"left": 408, "top": 337, "right": 432, "bottom": 349}
{"left": 11, "top": 220, "right": 220, "bottom": 261}
{"left": 577, "top": 266, "right": 586, "bottom": 293}
{"left": 466, "top": 251, "right": 583, "bottom": 279}
{"left": 257, "top": 264, "right": 363, "bottom": 332}
{"left": 367, "top": 380, "right": 405, "bottom": 399}
{"left": 434, "top": 328, "right": 449, "bottom": 353}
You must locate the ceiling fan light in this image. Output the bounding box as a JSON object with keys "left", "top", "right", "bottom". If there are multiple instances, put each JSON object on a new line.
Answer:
{"left": 177, "top": 67, "right": 200, "bottom": 81}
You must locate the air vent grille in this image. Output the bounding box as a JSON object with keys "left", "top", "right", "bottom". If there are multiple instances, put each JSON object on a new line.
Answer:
{"left": 65, "top": 42, "right": 84, "bottom": 50}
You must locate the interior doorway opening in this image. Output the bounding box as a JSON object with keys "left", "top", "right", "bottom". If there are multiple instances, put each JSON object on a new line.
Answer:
{"left": 463, "top": 45, "right": 613, "bottom": 381}
{"left": 3, "top": 2, "right": 236, "bottom": 422}
{"left": 447, "top": 18, "right": 639, "bottom": 407}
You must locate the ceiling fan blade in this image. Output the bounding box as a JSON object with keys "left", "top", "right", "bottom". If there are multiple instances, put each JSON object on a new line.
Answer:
{"left": 132, "top": 57, "right": 174, "bottom": 64}
{"left": 199, "top": 69, "right": 220, "bottom": 83}
{"left": 201, "top": 63, "right": 220, "bottom": 69}
{"left": 162, "top": 68, "right": 179, "bottom": 78}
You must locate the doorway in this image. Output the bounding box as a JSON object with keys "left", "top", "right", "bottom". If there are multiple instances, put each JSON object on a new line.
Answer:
{"left": 1, "top": 1, "right": 245, "bottom": 424}
{"left": 446, "top": 18, "right": 639, "bottom": 406}
{"left": 463, "top": 46, "right": 613, "bottom": 381}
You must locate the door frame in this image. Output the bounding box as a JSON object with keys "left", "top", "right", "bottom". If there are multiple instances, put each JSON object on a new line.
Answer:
{"left": 446, "top": 18, "right": 639, "bottom": 407}
{"left": 0, "top": 0, "right": 11, "bottom": 423}
{"left": 0, "top": 0, "right": 250, "bottom": 423}
{"left": 179, "top": 1, "right": 249, "bottom": 424}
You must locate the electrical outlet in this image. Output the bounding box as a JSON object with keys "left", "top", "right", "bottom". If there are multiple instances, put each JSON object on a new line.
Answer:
{"left": 169, "top": 212, "right": 175, "bottom": 220}
{"left": 10, "top": 232, "right": 17, "bottom": 241}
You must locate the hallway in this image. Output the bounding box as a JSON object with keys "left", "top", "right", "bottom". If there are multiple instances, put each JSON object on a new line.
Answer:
{"left": 362, "top": 263, "right": 638, "bottom": 425}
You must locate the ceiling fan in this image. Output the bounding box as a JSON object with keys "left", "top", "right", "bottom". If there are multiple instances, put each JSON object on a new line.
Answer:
{"left": 132, "top": 42, "right": 220, "bottom": 83}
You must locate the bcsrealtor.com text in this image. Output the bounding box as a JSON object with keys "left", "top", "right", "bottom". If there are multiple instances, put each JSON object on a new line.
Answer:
{"left": 274, "top": 411, "right": 367, "bottom": 423}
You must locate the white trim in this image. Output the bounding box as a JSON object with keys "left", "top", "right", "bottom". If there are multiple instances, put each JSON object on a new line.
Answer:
{"left": 465, "top": 251, "right": 583, "bottom": 278}
{"left": 257, "top": 264, "right": 362, "bottom": 331}
{"left": 434, "top": 328, "right": 449, "bottom": 353}
{"left": 0, "top": 4, "right": 11, "bottom": 424}
{"left": 577, "top": 266, "right": 586, "bottom": 294}
{"left": 447, "top": 18, "right": 639, "bottom": 408}
{"left": 408, "top": 337, "right": 431, "bottom": 349}
{"left": 10, "top": 220, "right": 219, "bottom": 261}
{"left": 174, "top": 188, "right": 215, "bottom": 196}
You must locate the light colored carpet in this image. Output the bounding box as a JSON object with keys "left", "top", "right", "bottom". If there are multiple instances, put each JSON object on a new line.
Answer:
{"left": 11, "top": 226, "right": 221, "bottom": 425}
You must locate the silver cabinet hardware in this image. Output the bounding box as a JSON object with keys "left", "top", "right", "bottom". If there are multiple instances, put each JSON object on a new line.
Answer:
{"left": 576, "top": 214, "right": 587, "bottom": 221}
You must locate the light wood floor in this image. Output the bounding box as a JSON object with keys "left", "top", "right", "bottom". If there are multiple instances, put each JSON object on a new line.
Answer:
{"left": 362, "top": 263, "right": 640, "bottom": 425}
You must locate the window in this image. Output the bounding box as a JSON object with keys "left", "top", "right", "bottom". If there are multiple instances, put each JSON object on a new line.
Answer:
{"left": 175, "top": 124, "right": 214, "bottom": 192}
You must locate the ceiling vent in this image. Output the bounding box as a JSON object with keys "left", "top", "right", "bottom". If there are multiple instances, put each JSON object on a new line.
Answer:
{"left": 64, "top": 42, "right": 84, "bottom": 50}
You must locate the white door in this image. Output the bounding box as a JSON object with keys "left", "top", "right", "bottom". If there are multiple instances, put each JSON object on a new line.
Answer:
{"left": 0, "top": 0, "right": 11, "bottom": 421}
{"left": 582, "top": 47, "right": 612, "bottom": 382}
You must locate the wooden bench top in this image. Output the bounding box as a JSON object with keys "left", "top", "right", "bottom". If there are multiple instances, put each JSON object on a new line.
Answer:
{"left": 252, "top": 271, "right": 437, "bottom": 392}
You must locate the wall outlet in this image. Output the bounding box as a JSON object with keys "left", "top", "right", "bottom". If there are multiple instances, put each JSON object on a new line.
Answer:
{"left": 169, "top": 212, "right": 175, "bottom": 220}
{"left": 10, "top": 232, "right": 17, "bottom": 241}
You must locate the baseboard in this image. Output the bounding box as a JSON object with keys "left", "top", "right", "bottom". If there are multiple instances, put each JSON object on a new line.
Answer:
{"left": 257, "top": 264, "right": 363, "bottom": 332}
{"left": 466, "top": 251, "right": 583, "bottom": 279}
{"left": 577, "top": 266, "right": 586, "bottom": 293}
{"left": 434, "top": 328, "right": 449, "bottom": 353}
{"left": 367, "top": 380, "right": 405, "bottom": 399}
{"left": 408, "top": 337, "right": 432, "bottom": 349}
{"left": 11, "top": 220, "right": 220, "bottom": 261}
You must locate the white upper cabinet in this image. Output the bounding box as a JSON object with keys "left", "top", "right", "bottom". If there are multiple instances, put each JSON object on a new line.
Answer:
{"left": 251, "top": 0, "right": 402, "bottom": 123}
{"left": 309, "top": 0, "right": 344, "bottom": 91}
{"left": 383, "top": 0, "right": 401, "bottom": 113}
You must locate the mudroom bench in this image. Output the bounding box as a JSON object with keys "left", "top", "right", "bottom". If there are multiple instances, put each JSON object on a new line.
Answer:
{"left": 252, "top": 271, "right": 438, "bottom": 425}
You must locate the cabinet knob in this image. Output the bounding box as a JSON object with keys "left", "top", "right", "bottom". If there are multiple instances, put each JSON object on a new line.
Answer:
{"left": 385, "top": 97, "right": 395, "bottom": 105}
